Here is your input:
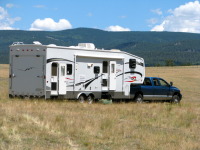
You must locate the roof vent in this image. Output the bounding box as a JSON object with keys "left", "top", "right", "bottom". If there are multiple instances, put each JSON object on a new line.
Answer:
{"left": 33, "top": 41, "right": 42, "bottom": 45}
{"left": 111, "top": 49, "right": 121, "bottom": 52}
{"left": 48, "top": 44, "right": 57, "bottom": 46}
{"left": 78, "top": 43, "right": 95, "bottom": 49}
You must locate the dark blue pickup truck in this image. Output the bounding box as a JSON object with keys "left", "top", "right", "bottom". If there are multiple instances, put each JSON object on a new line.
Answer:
{"left": 130, "top": 77, "right": 182, "bottom": 103}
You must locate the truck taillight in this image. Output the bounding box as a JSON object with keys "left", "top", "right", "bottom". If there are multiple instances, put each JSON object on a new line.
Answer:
{"left": 44, "top": 75, "right": 46, "bottom": 79}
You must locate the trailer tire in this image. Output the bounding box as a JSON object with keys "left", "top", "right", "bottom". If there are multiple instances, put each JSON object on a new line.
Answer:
{"left": 78, "top": 95, "right": 86, "bottom": 103}
{"left": 9, "top": 94, "right": 14, "bottom": 98}
{"left": 87, "top": 95, "right": 94, "bottom": 104}
{"left": 135, "top": 94, "right": 143, "bottom": 103}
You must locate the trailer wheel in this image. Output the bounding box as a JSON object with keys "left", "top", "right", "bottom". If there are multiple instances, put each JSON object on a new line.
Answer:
{"left": 135, "top": 94, "right": 143, "bottom": 103}
{"left": 9, "top": 94, "right": 14, "bottom": 98}
{"left": 171, "top": 95, "right": 180, "bottom": 104}
{"left": 78, "top": 95, "right": 86, "bottom": 103}
{"left": 87, "top": 95, "right": 94, "bottom": 104}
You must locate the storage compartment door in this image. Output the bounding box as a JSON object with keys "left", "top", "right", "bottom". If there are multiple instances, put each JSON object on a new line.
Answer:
{"left": 109, "top": 61, "right": 116, "bottom": 91}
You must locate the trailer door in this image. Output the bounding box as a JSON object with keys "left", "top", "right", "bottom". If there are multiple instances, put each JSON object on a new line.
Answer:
{"left": 102, "top": 61, "right": 109, "bottom": 91}
{"left": 58, "top": 63, "right": 66, "bottom": 95}
{"left": 109, "top": 61, "right": 116, "bottom": 90}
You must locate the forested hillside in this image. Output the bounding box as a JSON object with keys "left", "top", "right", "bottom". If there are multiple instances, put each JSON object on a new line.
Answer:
{"left": 1, "top": 28, "right": 200, "bottom": 66}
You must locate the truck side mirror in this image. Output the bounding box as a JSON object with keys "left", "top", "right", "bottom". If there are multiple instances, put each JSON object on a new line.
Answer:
{"left": 129, "top": 59, "right": 136, "bottom": 69}
{"left": 170, "top": 82, "right": 173, "bottom": 86}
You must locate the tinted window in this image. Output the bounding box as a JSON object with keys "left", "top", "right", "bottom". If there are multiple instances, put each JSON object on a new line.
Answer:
{"left": 94, "top": 66, "right": 100, "bottom": 74}
{"left": 67, "top": 64, "right": 72, "bottom": 75}
{"left": 52, "top": 63, "right": 57, "bottom": 76}
{"left": 129, "top": 59, "right": 136, "bottom": 69}
{"left": 102, "top": 79, "right": 107, "bottom": 86}
{"left": 153, "top": 78, "right": 160, "bottom": 86}
{"left": 143, "top": 78, "right": 152, "bottom": 86}
{"left": 159, "top": 79, "right": 169, "bottom": 86}
{"left": 103, "top": 61, "right": 108, "bottom": 73}
{"left": 51, "top": 82, "right": 57, "bottom": 90}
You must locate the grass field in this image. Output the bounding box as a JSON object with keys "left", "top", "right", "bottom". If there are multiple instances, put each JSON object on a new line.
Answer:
{"left": 0, "top": 64, "right": 200, "bottom": 150}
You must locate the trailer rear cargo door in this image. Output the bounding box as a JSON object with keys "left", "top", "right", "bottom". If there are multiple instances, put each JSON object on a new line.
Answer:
{"left": 10, "top": 55, "right": 44, "bottom": 96}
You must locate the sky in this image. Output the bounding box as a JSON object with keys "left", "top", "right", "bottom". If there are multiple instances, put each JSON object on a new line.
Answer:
{"left": 0, "top": 0, "right": 200, "bottom": 33}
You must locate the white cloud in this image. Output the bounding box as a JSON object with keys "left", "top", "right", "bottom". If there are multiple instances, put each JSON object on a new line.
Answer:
{"left": 0, "top": 7, "right": 7, "bottom": 20}
{"left": 87, "top": 12, "right": 93, "bottom": 17}
{"left": 6, "top": 3, "right": 14, "bottom": 8}
{"left": 151, "top": 1, "right": 200, "bottom": 33}
{"left": 30, "top": 18, "right": 72, "bottom": 31}
{"left": 105, "top": 25, "right": 131, "bottom": 31}
{"left": 33, "top": 5, "right": 46, "bottom": 8}
{"left": 151, "top": 9, "right": 163, "bottom": 15}
{"left": 148, "top": 18, "right": 158, "bottom": 25}
{"left": 0, "top": 6, "right": 21, "bottom": 30}
{"left": 120, "top": 15, "right": 127, "bottom": 19}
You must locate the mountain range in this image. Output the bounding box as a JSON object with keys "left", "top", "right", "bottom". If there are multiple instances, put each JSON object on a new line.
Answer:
{"left": 1, "top": 28, "right": 200, "bottom": 66}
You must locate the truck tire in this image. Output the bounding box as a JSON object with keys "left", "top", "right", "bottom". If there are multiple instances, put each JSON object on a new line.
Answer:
{"left": 171, "top": 95, "right": 180, "bottom": 104}
{"left": 135, "top": 94, "right": 143, "bottom": 103}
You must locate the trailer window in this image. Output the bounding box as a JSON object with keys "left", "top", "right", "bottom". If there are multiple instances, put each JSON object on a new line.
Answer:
{"left": 67, "top": 64, "right": 72, "bottom": 75}
{"left": 51, "top": 82, "right": 57, "bottom": 90}
{"left": 129, "top": 59, "right": 136, "bottom": 69}
{"left": 94, "top": 66, "right": 100, "bottom": 74}
{"left": 102, "top": 79, "right": 108, "bottom": 87}
{"left": 103, "top": 61, "right": 108, "bottom": 73}
{"left": 61, "top": 66, "right": 65, "bottom": 76}
{"left": 111, "top": 64, "right": 115, "bottom": 73}
{"left": 52, "top": 63, "right": 58, "bottom": 76}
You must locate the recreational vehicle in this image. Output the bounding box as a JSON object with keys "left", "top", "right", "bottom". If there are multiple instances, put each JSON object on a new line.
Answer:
{"left": 9, "top": 42, "right": 145, "bottom": 103}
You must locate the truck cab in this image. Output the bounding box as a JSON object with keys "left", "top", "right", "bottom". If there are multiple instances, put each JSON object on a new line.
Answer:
{"left": 130, "top": 77, "right": 182, "bottom": 103}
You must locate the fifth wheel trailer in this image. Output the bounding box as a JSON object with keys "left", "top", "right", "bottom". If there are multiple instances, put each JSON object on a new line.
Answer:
{"left": 9, "top": 42, "right": 145, "bottom": 102}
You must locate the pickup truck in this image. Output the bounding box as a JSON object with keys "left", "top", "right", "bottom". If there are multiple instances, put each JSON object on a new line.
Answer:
{"left": 130, "top": 77, "right": 182, "bottom": 103}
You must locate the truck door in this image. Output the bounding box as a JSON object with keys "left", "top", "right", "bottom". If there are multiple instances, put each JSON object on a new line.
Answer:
{"left": 109, "top": 61, "right": 116, "bottom": 90}
{"left": 58, "top": 63, "right": 67, "bottom": 95}
{"left": 152, "top": 78, "right": 170, "bottom": 100}
{"left": 157, "top": 78, "right": 171, "bottom": 100}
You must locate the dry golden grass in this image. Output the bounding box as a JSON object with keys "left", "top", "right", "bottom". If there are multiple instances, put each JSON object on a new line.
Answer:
{"left": 0, "top": 64, "right": 200, "bottom": 150}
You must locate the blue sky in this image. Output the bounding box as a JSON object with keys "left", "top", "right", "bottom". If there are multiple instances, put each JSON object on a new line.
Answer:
{"left": 0, "top": 0, "right": 200, "bottom": 33}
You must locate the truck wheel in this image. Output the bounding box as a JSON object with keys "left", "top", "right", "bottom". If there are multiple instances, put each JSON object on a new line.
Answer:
{"left": 171, "top": 95, "right": 180, "bottom": 104}
{"left": 78, "top": 95, "right": 86, "bottom": 103}
{"left": 135, "top": 94, "right": 143, "bottom": 103}
{"left": 87, "top": 95, "right": 94, "bottom": 104}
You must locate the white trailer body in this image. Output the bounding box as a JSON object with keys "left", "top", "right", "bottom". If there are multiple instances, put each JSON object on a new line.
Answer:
{"left": 9, "top": 43, "right": 145, "bottom": 100}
